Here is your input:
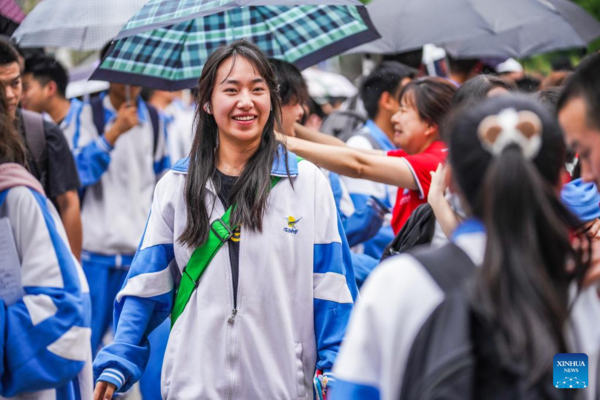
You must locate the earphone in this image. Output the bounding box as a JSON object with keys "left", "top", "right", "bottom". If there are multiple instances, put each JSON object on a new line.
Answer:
{"left": 204, "top": 103, "right": 212, "bottom": 114}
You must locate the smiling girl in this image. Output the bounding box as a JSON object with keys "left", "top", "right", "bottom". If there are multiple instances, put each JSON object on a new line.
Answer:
{"left": 286, "top": 78, "right": 456, "bottom": 234}
{"left": 92, "top": 40, "right": 357, "bottom": 400}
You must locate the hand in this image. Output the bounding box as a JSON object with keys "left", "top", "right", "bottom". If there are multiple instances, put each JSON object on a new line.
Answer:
{"left": 93, "top": 381, "right": 116, "bottom": 400}
{"left": 427, "top": 163, "right": 447, "bottom": 207}
{"left": 104, "top": 104, "right": 138, "bottom": 146}
{"left": 113, "top": 103, "right": 139, "bottom": 134}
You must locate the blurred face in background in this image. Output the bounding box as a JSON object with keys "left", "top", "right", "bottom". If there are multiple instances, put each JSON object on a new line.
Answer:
{"left": 0, "top": 61, "right": 22, "bottom": 119}
{"left": 280, "top": 97, "right": 304, "bottom": 137}
{"left": 559, "top": 97, "right": 600, "bottom": 188}
{"left": 109, "top": 83, "right": 142, "bottom": 106}
{"left": 21, "top": 73, "right": 49, "bottom": 113}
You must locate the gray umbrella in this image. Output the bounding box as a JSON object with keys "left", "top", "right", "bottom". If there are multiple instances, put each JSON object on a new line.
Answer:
{"left": 442, "top": 0, "right": 600, "bottom": 58}
{"left": 348, "top": 0, "right": 600, "bottom": 57}
{"left": 11, "top": 0, "right": 148, "bottom": 50}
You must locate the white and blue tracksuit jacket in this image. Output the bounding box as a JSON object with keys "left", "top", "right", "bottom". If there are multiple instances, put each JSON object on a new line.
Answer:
{"left": 93, "top": 149, "right": 358, "bottom": 399}
{"left": 326, "top": 171, "right": 382, "bottom": 287}
{"left": 62, "top": 92, "right": 171, "bottom": 256}
{"left": 0, "top": 177, "right": 92, "bottom": 399}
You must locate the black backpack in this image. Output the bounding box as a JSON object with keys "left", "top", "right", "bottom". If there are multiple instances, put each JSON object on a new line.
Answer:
{"left": 399, "top": 243, "right": 476, "bottom": 400}
{"left": 319, "top": 94, "right": 367, "bottom": 141}
{"left": 381, "top": 203, "right": 436, "bottom": 262}
{"left": 399, "top": 244, "right": 580, "bottom": 400}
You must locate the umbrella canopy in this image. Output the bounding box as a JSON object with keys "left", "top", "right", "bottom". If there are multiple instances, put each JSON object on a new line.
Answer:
{"left": 90, "top": 0, "right": 380, "bottom": 91}
{"left": 0, "top": 0, "right": 25, "bottom": 24}
{"left": 442, "top": 0, "right": 600, "bottom": 58}
{"left": 12, "top": 0, "right": 148, "bottom": 50}
{"left": 348, "top": 0, "right": 600, "bottom": 57}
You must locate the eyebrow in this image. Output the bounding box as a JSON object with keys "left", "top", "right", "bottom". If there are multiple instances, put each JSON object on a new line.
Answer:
{"left": 221, "top": 78, "right": 265, "bottom": 85}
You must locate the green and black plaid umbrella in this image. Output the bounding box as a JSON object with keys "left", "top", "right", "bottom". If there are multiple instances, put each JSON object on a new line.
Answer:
{"left": 91, "top": 0, "right": 379, "bottom": 91}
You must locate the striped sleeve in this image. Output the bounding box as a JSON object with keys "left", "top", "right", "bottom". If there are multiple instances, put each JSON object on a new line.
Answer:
{"left": 312, "top": 166, "right": 359, "bottom": 385}
{"left": 0, "top": 188, "right": 91, "bottom": 397}
{"left": 93, "top": 172, "right": 178, "bottom": 392}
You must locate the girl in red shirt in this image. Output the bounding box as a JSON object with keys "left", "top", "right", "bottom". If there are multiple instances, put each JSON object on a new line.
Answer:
{"left": 286, "top": 78, "right": 455, "bottom": 233}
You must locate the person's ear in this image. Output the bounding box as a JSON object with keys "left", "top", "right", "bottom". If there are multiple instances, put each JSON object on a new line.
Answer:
{"left": 45, "top": 81, "right": 57, "bottom": 97}
{"left": 425, "top": 122, "right": 439, "bottom": 137}
{"left": 203, "top": 102, "right": 212, "bottom": 114}
{"left": 379, "top": 91, "right": 398, "bottom": 113}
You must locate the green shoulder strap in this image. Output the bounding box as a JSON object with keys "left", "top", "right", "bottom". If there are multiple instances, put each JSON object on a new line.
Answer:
{"left": 171, "top": 156, "right": 303, "bottom": 328}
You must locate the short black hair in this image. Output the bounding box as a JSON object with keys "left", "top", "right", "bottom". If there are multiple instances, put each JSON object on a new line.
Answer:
{"left": 24, "top": 55, "right": 69, "bottom": 98}
{"left": 557, "top": 52, "right": 600, "bottom": 132}
{"left": 360, "top": 61, "right": 417, "bottom": 120}
{"left": 269, "top": 58, "right": 308, "bottom": 106}
{"left": 534, "top": 87, "right": 561, "bottom": 114}
{"left": 515, "top": 75, "right": 541, "bottom": 93}
{"left": 0, "top": 38, "right": 20, "bottom": 67}
{"left": 452, "top": 74, "right": 515, "bottom": 109}
{"left": 447, "top": 56, "right": 480, "bottom": 75}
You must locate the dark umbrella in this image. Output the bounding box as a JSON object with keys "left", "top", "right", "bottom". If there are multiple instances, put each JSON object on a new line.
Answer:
{"left": 442, "top": 0, "right": 600, "bottom": 58}
{"left": 348, "top": 0, "right": 600, "bottom": 57}
{"left": 91, "top": 0, "right": 380, "bottom": 91}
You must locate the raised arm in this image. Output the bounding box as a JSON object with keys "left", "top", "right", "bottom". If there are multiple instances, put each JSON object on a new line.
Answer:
{"left": 294, "top": 123, "right": 384, "bottom": 155}
{"left": 286, "top": 136, "right": 418, "bottom": 190}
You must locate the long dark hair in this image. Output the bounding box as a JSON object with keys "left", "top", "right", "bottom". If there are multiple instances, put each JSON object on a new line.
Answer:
{"left": 179, "top": 40, "right": 285, "bottom": 248}
{"left": 447, "top": 95, "right": 588, "bottom": 384}
{"left": 0, "top": 84, "right": 27, "bottom": 165}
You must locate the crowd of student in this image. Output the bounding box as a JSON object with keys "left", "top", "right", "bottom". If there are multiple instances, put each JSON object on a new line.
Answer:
{"left": 0, "top": 35, "right": 599, "bottom": 400}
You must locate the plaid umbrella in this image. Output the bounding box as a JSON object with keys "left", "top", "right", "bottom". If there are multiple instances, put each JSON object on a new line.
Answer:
{"left": 11, "top": 0, "right": 148, "bottom": 50}
{"left": 90, "top": 0, "right": 379, "bottom": 91}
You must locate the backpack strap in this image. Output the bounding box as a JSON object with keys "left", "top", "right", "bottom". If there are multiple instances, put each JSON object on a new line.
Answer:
{"left": 410, "top": 242, "right": 476, "bottom": 293}
{"left": 20, "top": 110, "right": 46, "bottom": 176}
{"left": 90, "top": 95, "right": 106, "bottom": 136}
{"left": 146, "top": 104, "right": 160, "bottom": 157}
{"left": 354, "top": 130, "right": 381, "bottom": 150}
{"left": 171, "top": 156, "right": 303, "bottom": 328}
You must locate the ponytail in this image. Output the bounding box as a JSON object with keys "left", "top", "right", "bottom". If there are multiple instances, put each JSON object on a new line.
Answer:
{"left": 472, "top": 143, "right": 584, "bottom": 383}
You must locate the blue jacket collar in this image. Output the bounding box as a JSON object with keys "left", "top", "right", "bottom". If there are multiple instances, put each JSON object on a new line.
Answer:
{"left": 451, "top": 218, "right": 485, "bottom": 241}
{"left": 172, "top": 144, "right": 299, "bottom": 177}
{"left": 365, "top": 119, "right": 396, "bottom": 151}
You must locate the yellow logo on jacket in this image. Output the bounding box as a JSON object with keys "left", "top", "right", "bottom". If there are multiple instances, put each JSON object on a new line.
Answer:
{"left": 284, "top": 216, "right": 302, "bottom": 234}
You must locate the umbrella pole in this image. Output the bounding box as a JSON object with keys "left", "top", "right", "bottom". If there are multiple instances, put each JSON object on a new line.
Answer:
{"left": 125, "top": 84, "right": 132, "bottom": 107}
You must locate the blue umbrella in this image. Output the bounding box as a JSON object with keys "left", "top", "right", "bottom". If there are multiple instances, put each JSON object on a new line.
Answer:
{"left": 91, "top": 0, "right": 379, "bottom": 90}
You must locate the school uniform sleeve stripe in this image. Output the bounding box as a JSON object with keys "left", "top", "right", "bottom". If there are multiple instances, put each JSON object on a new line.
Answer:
{"left": 313, "top": 272, "right": 353, "bottom": 304}
{"left": 0, "top": 188, "right": 90, "bottom": 397}
{"left": 72, "top": 137, "right": 113, "bottom": 187}
{"left": 310, "top": 165, "right": 359, "bottom": 376}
